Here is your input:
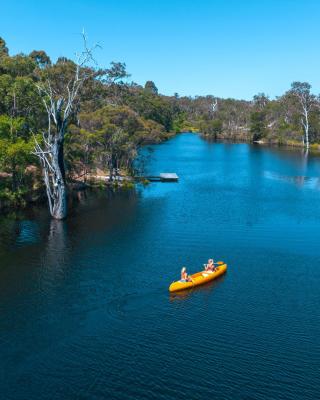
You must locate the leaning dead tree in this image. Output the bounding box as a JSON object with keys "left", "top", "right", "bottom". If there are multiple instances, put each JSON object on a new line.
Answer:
{"left": 34, "top": 33, "right": 98, "bottom": 219}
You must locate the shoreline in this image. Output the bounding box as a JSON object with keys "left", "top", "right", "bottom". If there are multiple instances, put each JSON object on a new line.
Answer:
{"left": 1, "top": 132, "right": 320, "bottom": 216}
{"left": 199, "top": 133, "right": 320, "bottom": 153}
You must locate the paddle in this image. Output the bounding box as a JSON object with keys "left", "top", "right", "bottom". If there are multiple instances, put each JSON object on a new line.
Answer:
{"left": 213, "top": 261, "right": 224, "bottom": 270}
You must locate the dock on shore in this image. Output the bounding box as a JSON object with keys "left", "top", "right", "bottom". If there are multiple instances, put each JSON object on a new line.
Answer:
{"left": 136, "top": 173, "right": 179, "bottom": 182}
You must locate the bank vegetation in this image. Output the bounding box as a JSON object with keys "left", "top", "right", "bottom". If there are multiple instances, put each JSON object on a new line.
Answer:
{"left": 0, "top": 36, "right": 319, "bottom": 216}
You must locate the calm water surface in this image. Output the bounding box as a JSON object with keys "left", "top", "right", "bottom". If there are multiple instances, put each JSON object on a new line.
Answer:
{"left": 1, "top": 133, "right": 320, "bottom": 400}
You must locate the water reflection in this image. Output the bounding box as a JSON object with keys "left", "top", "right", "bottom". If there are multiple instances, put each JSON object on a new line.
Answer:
{"left": 169, "top": 274, "right": 227, "bottom": 302}
{"left": 16, "top": 220, "right": 40, "bottom": 245}
{"left": 0, "top": 209, "right": 48, "bottom": 256}
{"left": 44, "top": 219, "right": 68, "bottom": 266}
{"left": 264, "top": 171, "right": 320, "bottom": 190}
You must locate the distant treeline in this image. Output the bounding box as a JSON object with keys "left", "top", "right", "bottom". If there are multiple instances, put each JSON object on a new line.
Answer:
{"left": 0, "top": 36, "right": 318, "bottom": 210}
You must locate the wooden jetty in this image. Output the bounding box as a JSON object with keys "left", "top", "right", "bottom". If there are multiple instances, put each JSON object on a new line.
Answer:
{"left": 136, "top": 173, "right": 179, "bottom": 182}
{"left": 159, "top": 173, "right": 179, "bottom": 182}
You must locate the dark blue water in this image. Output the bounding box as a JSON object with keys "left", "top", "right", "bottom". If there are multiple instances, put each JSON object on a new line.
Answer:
{"left": 1, "top": 133, "right": 320, "bottom": 400}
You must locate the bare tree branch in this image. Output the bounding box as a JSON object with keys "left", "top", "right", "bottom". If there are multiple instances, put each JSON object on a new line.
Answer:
{"left": 33, "top": 32, "right": 99, "bottom": 219}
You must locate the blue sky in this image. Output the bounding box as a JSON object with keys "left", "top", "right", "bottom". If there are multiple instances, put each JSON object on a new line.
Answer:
{"left": 1, "top": 0, "right": 320, "bottom": 99}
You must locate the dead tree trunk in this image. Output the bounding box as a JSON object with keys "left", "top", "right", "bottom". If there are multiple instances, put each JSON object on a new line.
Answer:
{"left": 34, "top": 97, "right": 70, "bottom": 219}
{"left": 34, "top": 134, "right": 68, "bottom": 219}
{"left": 52, "top": 138, "right": 67, "bottom": 218}
{"left": 34, "top": 33, "right": 98, "bottom": 219}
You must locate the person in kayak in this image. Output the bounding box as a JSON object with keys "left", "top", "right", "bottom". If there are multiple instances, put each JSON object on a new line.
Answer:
{"left": 181, "top": 267, "right": 192, "bottom": 282}
{"left": 205, "top": 259, "right": 215, "bottom": 271}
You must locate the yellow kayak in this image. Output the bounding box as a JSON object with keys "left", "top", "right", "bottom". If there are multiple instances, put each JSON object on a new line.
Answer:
{"left": 169, "top": 262, "right": 227, "bottom": 293}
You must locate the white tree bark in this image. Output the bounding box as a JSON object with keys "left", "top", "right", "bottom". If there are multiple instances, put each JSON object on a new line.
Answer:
{"left": 290, "top": 83, "right": 315, "bottom": 150}
{"left": 301, "top": 105, "right": 310, "bottom": 149}
{"left": 211, "top": 99, "right": 218, "bottom": 113}
{"left": 34, "top": 33, "right": 98, "bottom": 219}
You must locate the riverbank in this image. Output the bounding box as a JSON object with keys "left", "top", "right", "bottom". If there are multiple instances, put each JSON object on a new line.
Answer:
{"left": 0, "top": 132, "right": 175, "bottom": 214}
{"left": 200, "top": 131, "right": 320, "bottom": 153}
{"left": 1, "top": 131, "right": 320, "bottom": 215}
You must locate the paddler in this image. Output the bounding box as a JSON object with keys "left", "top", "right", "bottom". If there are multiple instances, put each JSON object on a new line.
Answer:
{"left": 181, "top": 267, "right": 191, "bottom": 282}
{"left": 205, "top": 259, "right": 215, "bottom": 271}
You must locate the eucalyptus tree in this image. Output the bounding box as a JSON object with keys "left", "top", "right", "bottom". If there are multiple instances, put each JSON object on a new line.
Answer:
{"left": 249, "top": 93, "right": 271, "bottom": 141}
{"left": 78, "top": 105, "right": 143, "bottom": 180}
{"left": 289, "top": 82, "right": 317, "bottom": 149}
{"left": 104, "top": 61, "right": 130, "bottom": 105}
{"left": 0, "top": 37, "right": 9, "bottom": 57}
{"left": 144, "top": 80, "right": 158, "bottom": 95}
{"left": 34, "top": 35, "right": 98, "bottom": 219}
{"left": 211, "top": 98, "right": 218, "bottom": 113}
{"left": 0, "top": 115, "right": 35, "bottom": 194}
{"left": 252, "top": 93, "right": 269, "bottom": 111}
{"left": 29, "top": 50, "right": 51, "bottom": 69}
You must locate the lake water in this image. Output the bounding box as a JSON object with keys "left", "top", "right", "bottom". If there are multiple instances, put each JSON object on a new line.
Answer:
{"left": 1, "top": 133, "right": 320, "bottom": 400}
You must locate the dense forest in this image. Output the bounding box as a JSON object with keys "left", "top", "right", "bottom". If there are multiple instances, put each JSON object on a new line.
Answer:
{"left": 0, "top": 36, "right": 319, "bottom": 216}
